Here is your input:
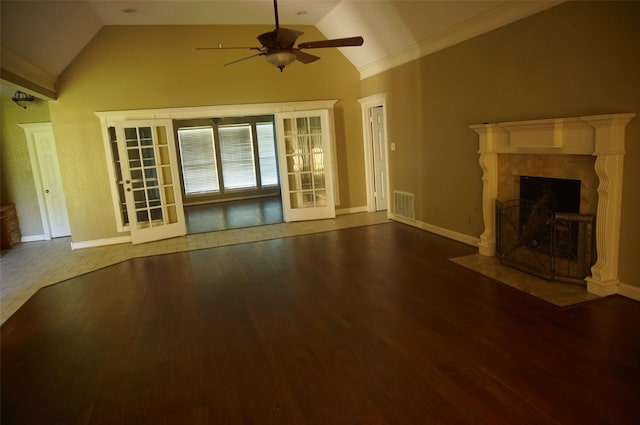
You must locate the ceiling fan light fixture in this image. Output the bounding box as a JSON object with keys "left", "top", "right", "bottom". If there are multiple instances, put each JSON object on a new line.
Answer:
{"left": 265, "top": 51, "right": 296, "bottom": 70}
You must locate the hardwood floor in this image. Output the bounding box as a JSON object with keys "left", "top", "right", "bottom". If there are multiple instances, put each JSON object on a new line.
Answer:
{"left": 184, "top": 196, "right": 283, "bottom": 234}
{"left": 2, "top": 223, "right": 639, "bottom": 424}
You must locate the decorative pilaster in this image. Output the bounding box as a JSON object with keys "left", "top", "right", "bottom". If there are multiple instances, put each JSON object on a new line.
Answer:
{"left": 471, "top": 123, "right": 506, "bottom": 257}
{"left": 478, "top": 152, "right": 498, "bottom": 256}
{"left": 583, "top": 114, "right": 633, "bottom": 296}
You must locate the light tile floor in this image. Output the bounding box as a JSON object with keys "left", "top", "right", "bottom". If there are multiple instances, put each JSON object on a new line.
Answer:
{"left": 450, "top": 254, "right": 600, "bottom": 307}
{"left": 1, "top": 212, "right": 391, "bottom": 324}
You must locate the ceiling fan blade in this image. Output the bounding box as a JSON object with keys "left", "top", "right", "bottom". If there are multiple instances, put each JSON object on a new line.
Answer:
{"left": 224, "top": 53, "right": 264, "bottom": 66}
{"left": 298, "top": 36, "right": 364, "bottom": 49}
{"left": 293, "top": 50, "right": 321, "bottom": 64}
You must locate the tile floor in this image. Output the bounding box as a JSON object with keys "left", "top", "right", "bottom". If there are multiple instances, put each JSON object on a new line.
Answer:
{"left": 450, "top": 254, "right": 600, "bottom": 307}
{"left": 0, "top": 211, "right": 391, "bottom": 324}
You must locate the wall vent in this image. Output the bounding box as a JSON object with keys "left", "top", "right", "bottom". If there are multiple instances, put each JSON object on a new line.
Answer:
{"left": 394, "top": 191, "right": 415, "bottom": 220}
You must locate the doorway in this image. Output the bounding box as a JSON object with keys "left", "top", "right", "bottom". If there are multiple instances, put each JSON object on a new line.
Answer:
{"left": 19, "top": 122, "right": 71, "bottom": 240}
{"left": 99, "top": 100, "right": 339, "bottom": 244}
{"left": 174, "top": 115, "right": 284, "bottom": 234}
{"left": 359, "top": 94, "right": 390, "bottom": 213}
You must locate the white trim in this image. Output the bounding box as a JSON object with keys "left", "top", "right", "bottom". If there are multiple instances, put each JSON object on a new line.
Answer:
{"left": 358, "top": 1, "right": 562, "bottom": 80}
{"left": 619, "top": 283, "right": 640, "bottom": 302}
{"left": 21, "top": 234, "right": 49, "bottom": 242}
{"left": 71, "top": 236, "right": 131, "bottom": 250}
{"left": 336, "top": 206, "right": 368, "bottom": 215}
{"left": 95, "top": 100, "right": 339, "bottom": 122}
{"left": 18, "top": 122, "right": 53, "bottom": 239}
{"left": 391, "top": 214, "right": 480, "bottom": 248}
{"left": 358, "top": 93, "right": 390, "bottom": 213}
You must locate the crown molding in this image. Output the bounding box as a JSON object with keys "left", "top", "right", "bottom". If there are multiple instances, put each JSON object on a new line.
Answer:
{"left": 358, "top": 1, "right": 563, "bottom": 80}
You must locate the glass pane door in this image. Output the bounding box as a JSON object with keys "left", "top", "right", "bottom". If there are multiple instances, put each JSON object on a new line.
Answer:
{"left": 115, "top": 120, "right": 186, "bottom": 244}
{"left": 276, "top": 110, "right": 335, "bottom": 221}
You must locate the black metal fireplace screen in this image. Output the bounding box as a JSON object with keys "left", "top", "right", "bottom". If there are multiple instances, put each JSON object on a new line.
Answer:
{"left": 496, "top": 199, "right": 595, "bottom": 285}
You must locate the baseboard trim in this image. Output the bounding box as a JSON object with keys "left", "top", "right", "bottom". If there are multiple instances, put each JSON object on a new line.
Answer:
{"left": 619, "top": 282, "right": 640, "bottom": 302}
{"left": 21, "top": 234, "right": 50, "bottom": 242}
{"left": 336, "top": 206, "right": 369, "bottom": 215}
{"left": 390, "top": 214, "right": 480, "bottom": 247}
{"left": 71, "top": 236, "right": 131, "bottom": 250}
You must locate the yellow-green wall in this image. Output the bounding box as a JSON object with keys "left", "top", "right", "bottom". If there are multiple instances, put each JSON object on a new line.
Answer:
{"left": 361, "top": 1, "right": 640, "bottom": 288}
{"left": 49, "top": 25, "right": 366, "bottom": 242}
{"left": 0, "top": 93, "right": 51, "bottom": 236}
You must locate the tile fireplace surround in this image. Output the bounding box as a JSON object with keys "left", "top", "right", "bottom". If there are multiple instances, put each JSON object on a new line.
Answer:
{"left": 470, "top": 113, "right": 635, "bottom": 297}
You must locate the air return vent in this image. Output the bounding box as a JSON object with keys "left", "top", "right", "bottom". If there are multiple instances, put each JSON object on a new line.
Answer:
{"left": 394, "top": 191, "right": 415, "bottom": 220}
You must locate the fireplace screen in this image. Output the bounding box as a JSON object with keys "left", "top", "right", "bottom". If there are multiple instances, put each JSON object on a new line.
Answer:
{"left": 496, "top": 199, "right": 594, "bottom": 284}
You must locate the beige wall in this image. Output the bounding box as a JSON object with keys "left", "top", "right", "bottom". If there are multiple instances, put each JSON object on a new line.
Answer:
{"left": 49, "top": 25, "right": 366, "bottom": 243}
{"left": 0, "top": 93, "right": 51, "bottom": 237}
{"left": 361, "top": 1, "right": 640, "bottom": 288}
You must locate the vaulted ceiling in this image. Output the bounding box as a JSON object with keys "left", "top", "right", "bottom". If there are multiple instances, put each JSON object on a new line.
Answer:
{"left": 1, "top": 0, "right": 561, "bottom": 98}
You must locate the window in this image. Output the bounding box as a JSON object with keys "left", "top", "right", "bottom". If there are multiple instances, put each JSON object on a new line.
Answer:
{"left": 218, "top": 124, "right": 257, "bottom": 190}
{"left": 175, "top": 117, "right": 279, "bottom": 198}
{"left": 177, "top": 127, "right": 219, "bottom": 195}
{"left": 257, "top": 122, "right": 278, "bottom": 186}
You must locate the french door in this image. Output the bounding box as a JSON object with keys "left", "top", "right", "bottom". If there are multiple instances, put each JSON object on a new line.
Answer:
{"left": 275, "top": 110, "right": 335, "bottom": 222}
{"left": 114, "top": 120, "right": 186, "bottom": 244}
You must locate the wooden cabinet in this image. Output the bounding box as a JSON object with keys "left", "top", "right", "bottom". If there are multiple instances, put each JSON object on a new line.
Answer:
{"left": 1, "top": 204, "right": 21, "bottom": 249}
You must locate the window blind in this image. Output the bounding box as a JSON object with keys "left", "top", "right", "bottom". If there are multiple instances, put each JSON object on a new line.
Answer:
{"left": 218, "top": 124, "right": 257, "bottom": 190}
{"left": 177, "top": 127, "right": 220, "bottom": 195}
{"left": 256, "top": 122, "right": 278, "bottom": 186}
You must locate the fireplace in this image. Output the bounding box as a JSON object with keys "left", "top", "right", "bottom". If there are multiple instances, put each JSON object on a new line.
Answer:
{"left": 519, "top": 176, "right": 581, "bottom": 214}
{"left": 495, "top": 192, "right": 594, "bottom": 284}
{"left": 471, "top": 113, "right": 635, "bottom": 296}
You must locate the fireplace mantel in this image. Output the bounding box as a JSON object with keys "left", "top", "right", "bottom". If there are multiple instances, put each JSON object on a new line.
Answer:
{"left": 470, "top": 113, "right": 635, "bottom": 296}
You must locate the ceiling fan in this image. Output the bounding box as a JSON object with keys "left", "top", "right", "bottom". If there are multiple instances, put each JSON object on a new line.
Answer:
{"left": 196, "top": 0, "right": 364, "bottom": 72}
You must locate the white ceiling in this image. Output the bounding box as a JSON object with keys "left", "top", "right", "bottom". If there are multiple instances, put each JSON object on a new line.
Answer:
{"left": 1, "top": 0, "right": 561, "bottom": 92}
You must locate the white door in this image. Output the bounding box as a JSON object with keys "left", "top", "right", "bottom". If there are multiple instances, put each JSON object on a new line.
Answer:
{"left": 114, "top": 120, "right": 186, "bottom": 244}
{"left": 275, "top": 110, "right": 335, "bottom": 222}
{"left": 21, "top": 123, "right": 71, "bottom": 239}
{"left": 370, "top": 106, "right": 388, "bottom": 211}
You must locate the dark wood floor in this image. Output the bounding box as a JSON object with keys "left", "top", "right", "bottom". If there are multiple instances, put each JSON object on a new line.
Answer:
{"left": 184, "top": 196, "right": 283, "bottom": 234}
{"left": 2, "top": 223, "right": 639, "bottom": 424}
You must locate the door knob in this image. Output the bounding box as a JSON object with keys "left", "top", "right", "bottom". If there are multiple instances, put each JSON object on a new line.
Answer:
{"left": 45, "top": 189, "right": 50, "bottom": 193}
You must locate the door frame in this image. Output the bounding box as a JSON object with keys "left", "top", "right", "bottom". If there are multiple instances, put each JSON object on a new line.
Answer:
{"left": 19, "top": 122, "right": 71, "bottom": 240}
{"left": 358, "top": 93, "right": 391, "bottom": 213}
{"left": 97, "top": 100, "right": 339, "bottom": 235}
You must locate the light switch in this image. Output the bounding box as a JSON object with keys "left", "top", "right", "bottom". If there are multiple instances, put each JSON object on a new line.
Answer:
{"left": 390, "top": 142, "right": 396, "bottom": 151}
